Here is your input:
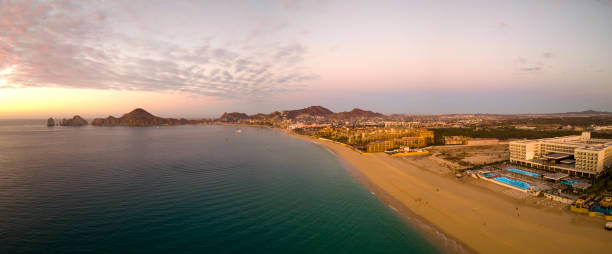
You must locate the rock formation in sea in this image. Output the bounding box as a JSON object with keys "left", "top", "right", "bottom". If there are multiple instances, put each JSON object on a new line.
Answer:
{"left": 59, "top": 115, "right": 88, "bottom": 126}
{"left": 91, "top": 116, "right": 120, "bottom": 126}
{"left": 47, "top": 118, "right": 55, "bottom": 127}
{"left": 91, "top": 108, "right": 196, "bottom": 127}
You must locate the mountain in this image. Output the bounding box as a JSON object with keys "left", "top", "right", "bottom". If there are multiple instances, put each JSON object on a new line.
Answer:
{"left": 334, "top": 108, "right": 384, "bottom": 119}
{"left": 59, "top": 115, "right": 88, "bottom": 126}
{"left": 561, "top": 110, "right": 611, "bottom": 115}
{"left": 118, "top": 108, "right": 167, "bottom": 126}
{"left": 282, "top": 106, "right": 334, "bottom": 119}
{"left": 91, "top": 108, "right": 191, "bottom": 127}
{"left": 219, "top": 112, "right": 250, "bottom": 122}
{"left": 216, "top": 106, "right": 386, "bottom": 122}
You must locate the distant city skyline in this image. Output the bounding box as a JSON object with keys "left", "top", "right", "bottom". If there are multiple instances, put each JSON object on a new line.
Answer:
{"left": 1, "top": 0, "right": 611, "bottom": 118}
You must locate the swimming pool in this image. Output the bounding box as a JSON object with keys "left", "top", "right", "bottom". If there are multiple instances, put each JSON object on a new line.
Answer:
{"left": 592, "top": 204, "right": 612, "bottom": 215}
{"left": 506, "top": 168, "right": 541, "bottom": 178}
{"left": 561, "top": 179, "right": 579, "bottom": 186}
{"left": 493, "top": 177, "right": 531, "bottom": 190}
{"left": 482, "top": 172, "right": 497, "bottom": 178}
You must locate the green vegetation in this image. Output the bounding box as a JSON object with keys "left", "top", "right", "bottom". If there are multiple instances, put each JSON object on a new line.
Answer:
{"left": 502, "top": 116, "right": 612, "bottom": 127}
{"left": 430, "top": 127, "right": 612, "bottom": 145}
{"left": 592, "top": 132, "right": 612, "bottom": 139}
{"left": 587, "top": 173, "right": 612, "bottom": 194}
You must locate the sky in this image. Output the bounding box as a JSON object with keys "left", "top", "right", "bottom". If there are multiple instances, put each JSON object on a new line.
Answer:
{"left": 1, "top": 0, "right": 611, "bottom": 118}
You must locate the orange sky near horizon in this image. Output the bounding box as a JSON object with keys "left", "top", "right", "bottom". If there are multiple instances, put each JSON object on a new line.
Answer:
{"left": 0, "top": 87, "right": 226, "bottom": 119}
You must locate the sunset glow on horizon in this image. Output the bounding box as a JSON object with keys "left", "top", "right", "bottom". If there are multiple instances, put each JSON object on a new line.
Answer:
{"left": 1, "top": 0, "right": 611, "bottom": 118}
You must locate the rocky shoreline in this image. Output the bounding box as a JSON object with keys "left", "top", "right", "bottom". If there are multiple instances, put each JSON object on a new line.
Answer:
{"left": 47, "top": 108, "right": 210, "bottom": 127}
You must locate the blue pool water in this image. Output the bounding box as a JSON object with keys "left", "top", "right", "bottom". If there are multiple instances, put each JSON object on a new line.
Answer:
{"left": 493, "top": 177, "right": 531, "bottom": 190}
{"left": 561, "top": 179, "right": 579, "bottom": 186}
{"left": 482, "top": 173, "right": 497, "bottom": 178}
{"left": 592, "top": 205, "right": 612, "bottom": 215}
{"left": 506, "top": 168, "right": 541, "bottom": 178}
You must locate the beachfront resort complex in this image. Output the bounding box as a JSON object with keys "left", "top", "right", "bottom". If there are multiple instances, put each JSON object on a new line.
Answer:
{"left": 303, "top": 127, "right": 434, "bottom": 153}
{"left": 510, "top": 132, "right": 612, "bottom": 178}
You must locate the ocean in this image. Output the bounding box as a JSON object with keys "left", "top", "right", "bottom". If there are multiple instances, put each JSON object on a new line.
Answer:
{"left": 0, "top": 120, "right": 439, "bottom": 253}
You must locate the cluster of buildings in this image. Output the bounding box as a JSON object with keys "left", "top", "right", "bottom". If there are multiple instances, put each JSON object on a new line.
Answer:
{"left": 305, "top": 126, "right": 434, "bottom": 152}
{"left": 382, "top": 119, "right": 484, "bottom": 128}
{"left": 509, "top": 132, "right": 612, "bottom": 178}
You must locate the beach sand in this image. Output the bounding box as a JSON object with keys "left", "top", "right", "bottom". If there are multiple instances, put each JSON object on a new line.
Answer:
{"left": 291, "top": 133, "right": 612, "bottom": 254}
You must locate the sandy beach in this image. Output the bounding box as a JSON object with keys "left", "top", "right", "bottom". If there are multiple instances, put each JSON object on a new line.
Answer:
{"left": 290, "top": 133, "right": 612, "bottom": 254}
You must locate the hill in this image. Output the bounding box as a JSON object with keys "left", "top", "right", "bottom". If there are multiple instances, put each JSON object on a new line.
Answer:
{"left": 91, "top": 108, "right": 190, "bottom": 126}
{"left": 215, "top": 106, "right": 386, "bottom": 122}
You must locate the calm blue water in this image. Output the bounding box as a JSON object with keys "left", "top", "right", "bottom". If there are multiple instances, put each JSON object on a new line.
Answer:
{"left": 493, "top": 177, "right": 531, "bottom": 190}
{"left": 506, "top": 168, "right": 541, "bottom": 178}
{"left": 592, "top": 204, "right": 612, "bottom": 215}
{"left": 0, "top": 120, "right": 439, "bottom": 253}
{"left": 561, "top": 179, "right": 579, "bottom": 186}
{"left": 482, "top": 173, "right": 497, "bottom": 178}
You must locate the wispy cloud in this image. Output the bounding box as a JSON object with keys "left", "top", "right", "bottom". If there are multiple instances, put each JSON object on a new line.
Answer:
{"left": 520, "top": 67, "right": 542, "bottom": 72}
{"left": 497, "top": 21, "right": 509, "bottom": 33}
{"left": 514, "top": 51, "right": 557, "bottom": 74}
{"left": 0, "top": 0, "right": 317, "bottom": 97}
{"left": 514, "top": 57, "right": 543, "bottom": 74}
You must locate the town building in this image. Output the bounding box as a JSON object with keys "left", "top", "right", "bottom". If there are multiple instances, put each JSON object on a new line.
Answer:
{"left": 509, "top": 132, "right": 612, "bottom": 178}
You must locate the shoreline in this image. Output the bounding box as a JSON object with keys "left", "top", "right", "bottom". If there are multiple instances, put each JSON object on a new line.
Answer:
{"left": 284, "top": 130, "right": 612, "bottom": 254}
{"left": 286, "top": 131, "right": 472, "bottom": 254}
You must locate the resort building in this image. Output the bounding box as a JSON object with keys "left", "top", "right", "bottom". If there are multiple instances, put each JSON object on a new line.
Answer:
{"left": 509, "top": 132, "right": 612, "bottom": 178}
{"left": 366, "top": 136, "right": 429, "bottom": 153}
{"left": 444, "top": 137, "right": 499, "bottom": 146}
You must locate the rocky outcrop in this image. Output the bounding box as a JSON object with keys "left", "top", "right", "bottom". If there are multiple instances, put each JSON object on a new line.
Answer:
{"left": 59, "top": 115, "right": 88, "bottom": 126}
{"left": 47, "top": 118, "right": 55, "bottom": 126}
{"left": 91, "top": 116, "right": 120, "bottom": 126}
{"left": 91, "top": 108, "right": 194, "bottom": 127}
{"left": 218, "top": 112, "right": 250, "bottom": 122}
{"left": 118, "top": 108, "right": 168, "bottom": 126}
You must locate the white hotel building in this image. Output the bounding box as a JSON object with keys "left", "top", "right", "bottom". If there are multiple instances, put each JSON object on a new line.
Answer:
{"left": 509, "top": 132, "right": 612, "bottom": 178}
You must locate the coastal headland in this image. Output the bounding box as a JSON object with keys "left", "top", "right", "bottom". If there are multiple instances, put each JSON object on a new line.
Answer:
{"left": 288, "top": 132, "right": 612, "bottom": 254}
